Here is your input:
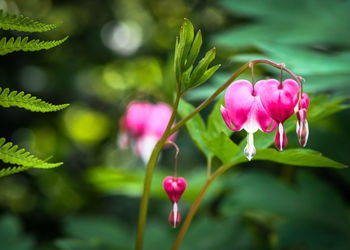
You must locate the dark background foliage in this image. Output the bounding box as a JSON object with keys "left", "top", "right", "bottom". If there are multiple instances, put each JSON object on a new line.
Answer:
{"left": 0, "top": 0, "right": 350, "bottom": 249}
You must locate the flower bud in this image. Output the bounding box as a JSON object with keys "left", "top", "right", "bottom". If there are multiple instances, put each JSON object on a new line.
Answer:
{"left": 296, "top": 109, "right": 309, "bottom": 147}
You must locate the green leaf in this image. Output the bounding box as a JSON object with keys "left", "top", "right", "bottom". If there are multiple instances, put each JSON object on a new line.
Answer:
{"left": 207, "top": 95, "right": 231, "bottom": 138}
{"left": 0, "top": 87, "right": 69, "bottom": 112}
{"left": 203, "top": 132, "right": 239, "bottom": 164}
{"left": 182, "top": 65, "right": 193, "bottom": 88}
{"left": 193, "top": 64, "right": 221, "bottom": 88}
{"left": 0, "top": 137, "right": 62, "bottom": 169}
{"left": 233, "top": 148, "right": 346, "bottom": 169}
{"left": 185, "top": 30, "right": 202, "bottom": 69}
{"left": 189, "top": 48, "right": 216, "bottom": 87}
{"left": 177, "top": 98, "right": 212, "bottom": 158}
{"left": 180, "top": 19, "right": 194, "bottom": 71}
{"left": 0, "top": 36, "right": 68, "bottom": 56}
{"left": 0, "top": 165, "right": 31, "bottom": 177}
{"left": 0, "top": 9, "right": 59, "bottom": 32}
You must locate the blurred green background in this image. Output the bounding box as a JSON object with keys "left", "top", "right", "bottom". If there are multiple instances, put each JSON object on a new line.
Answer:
{"left": 0, "top": 0, "right": 350, "bottom": 249}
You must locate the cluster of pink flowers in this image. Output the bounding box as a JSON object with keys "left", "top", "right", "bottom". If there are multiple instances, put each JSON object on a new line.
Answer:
{"left": 118, "top": 101, "right": 176, "bottom": 164}
{"left": 221, "top": 79, "right": 309, "bottom": 160}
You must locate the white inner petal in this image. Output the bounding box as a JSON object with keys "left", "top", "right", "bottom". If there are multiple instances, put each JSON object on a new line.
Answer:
{"left": 243, "top": 101, "right": 260, "bottom": 133}
{"left": 304, "top": 120, "right": 309, "bottom": 147}
{"left": 278, "top": 123, "right": 284, "bottom": 151}
{"left": 173, "top": 202, "right": 178, "bottom": 228}
{"left": 244, "top": 133, "right": 256, "bottom": 161}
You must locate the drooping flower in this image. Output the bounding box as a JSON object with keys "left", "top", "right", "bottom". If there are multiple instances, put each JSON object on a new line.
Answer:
{"left": 118, "top": 102, "right": 176, "bottom": 164}
{"left": 163, "top": 176, "right": 187, "bottom": 228}
{"left": 259, "top": 79, "right": 299, "bottom": 151}
{"left": 296, "top": 93, "right": 309, "bottom": 147}
{"left": 220, "top": 80, "right": 276, "bottom": 160}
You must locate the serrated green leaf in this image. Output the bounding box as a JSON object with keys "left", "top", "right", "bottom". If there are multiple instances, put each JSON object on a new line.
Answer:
{"left": 202, "top": 131, "right": 239, "bottom": 164}
{"left": 189, "top": 48, "right": 216, "bottom": 87}
{"left": 185, "top": 30, "right": 202, "bottom": 69}
{"left": 0, "top": 87, "right": 69, "bottom": 112}
{"left": 0, "top": 165, "right": 31, "bottom": 177}
{"left": 0, "top": 36, "right": 68, "bottom": 56}
{"left": 0, "top": 9, "right": 59, "bottom": 32}
{"left": 177, "top": 98, "right": 212, "bottom": 158}
{"left": 0, "top": 137, "right": 62, "bottom": 169}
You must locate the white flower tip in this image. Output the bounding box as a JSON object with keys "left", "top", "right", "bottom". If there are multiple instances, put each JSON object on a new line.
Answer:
{"left": 244, "top": 133, "right": 256, "bottom": 161}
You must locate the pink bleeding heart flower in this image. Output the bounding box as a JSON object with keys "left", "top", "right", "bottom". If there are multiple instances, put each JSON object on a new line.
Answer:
{"left": 163, "top": 176, "right": 187, "bottom": 203}
{"left": 163, "top": 176, "right": 187, "bottom": 228}
{"left": 220, "top": 80, "right": 276, "bottom": 160}
{"left": 296, "top": 93, "right": 309, "bottom": 147}
{"left": 259, "top": 79, "right": 299, "bottom": 151}
{"left": 118, "top": 102, "right": 176, "bottom": 164}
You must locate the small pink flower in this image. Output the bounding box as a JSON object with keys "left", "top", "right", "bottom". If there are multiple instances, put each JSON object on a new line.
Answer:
{"left": 163, "top": 176, "right": 187, "bottom": 203}
{"left": 163, "top": 176, "right": 187, "bottom": 228}
{"left": 220, "top": 80, "right": 276, "bottom": 160}
{"left": 118, "top": 102, "right": 176, "bottom": 164}
{"left": 296, "top": 93, "right": 309, "bottom": 147}
{"left": 259, "top": 79, "right": 299, "bottom": 151}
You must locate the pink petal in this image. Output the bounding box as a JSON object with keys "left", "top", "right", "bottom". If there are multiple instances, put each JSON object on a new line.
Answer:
{"left": 145, "top": 103, "right": 174, "bottom": 139}
{"left": 251, "top": 80, "right": 276, "bottom": 132}
{"left": 125, "top": 102, "right": 152, "bottom": 136}
{"left": 163, "top": 176, "right": 187, "bottom": 203}
{"left": 259, "top": 79, "right": 299, "bottom": 123}
{"left": 220, "top": 105, "right": 240, "bottom": 131}
{"left": 224, "top": 80, "right": 255, "bottom": 131}
{"left": 300, "top": 93, "right": 309, "bottom": 110}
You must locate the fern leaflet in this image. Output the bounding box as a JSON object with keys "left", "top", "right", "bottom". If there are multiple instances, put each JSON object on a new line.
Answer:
{"left": 0, "top": 138, "right": 62, "bottom": 168}
{"left": 0, "top": 10, "right": 59, "bottom": 32}
{"left": 0, "top": 87, "right": 69, "bottom": 112}
{"left": 0, "top": 36, "right": 68, "bottom": 55}
{"left": 0, "top": 165, "right": 31, "bottom": 177}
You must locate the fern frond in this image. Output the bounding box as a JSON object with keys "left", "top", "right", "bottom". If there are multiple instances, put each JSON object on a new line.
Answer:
{"left": 0, "top": 165, "right": 31, "bottom": 177}
{"left": 0, "top": 87, "right": 69, "bottom": 112}
{"left": 0, "top": 36, "right": 68, "bottom": 55}
{"left": 0, "top": 10, "right": 58, "bottom": 32}
{"left": 0, "top": 138, "right": 63, "bottom": 168}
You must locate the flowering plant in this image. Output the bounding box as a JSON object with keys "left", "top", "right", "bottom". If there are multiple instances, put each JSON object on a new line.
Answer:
{"left": 124, "top": 19, "right": 346, "bottom": 250}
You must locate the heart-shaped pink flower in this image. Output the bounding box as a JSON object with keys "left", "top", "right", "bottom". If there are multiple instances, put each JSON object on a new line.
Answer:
{"left": 220, "top": 80, "right": 276, "bottom": 160}
{"left": 163, "top": 176, "right": 187, "bottom": 203}
{"left": 259, "top": 79, "right": 299, "bottom": 151}
{"left": 119, "top": 102, "right": 177, "bottom": 164}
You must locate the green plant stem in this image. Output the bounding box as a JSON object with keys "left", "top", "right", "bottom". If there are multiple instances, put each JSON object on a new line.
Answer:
{"left": 135, "top": 59, "right": 301, "bottom": 250}
{"left": 135, "top": 90, "right": 181, "bottom": 250}
{"left": 172, "top": 163, "right": 229, "bottom": 250}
